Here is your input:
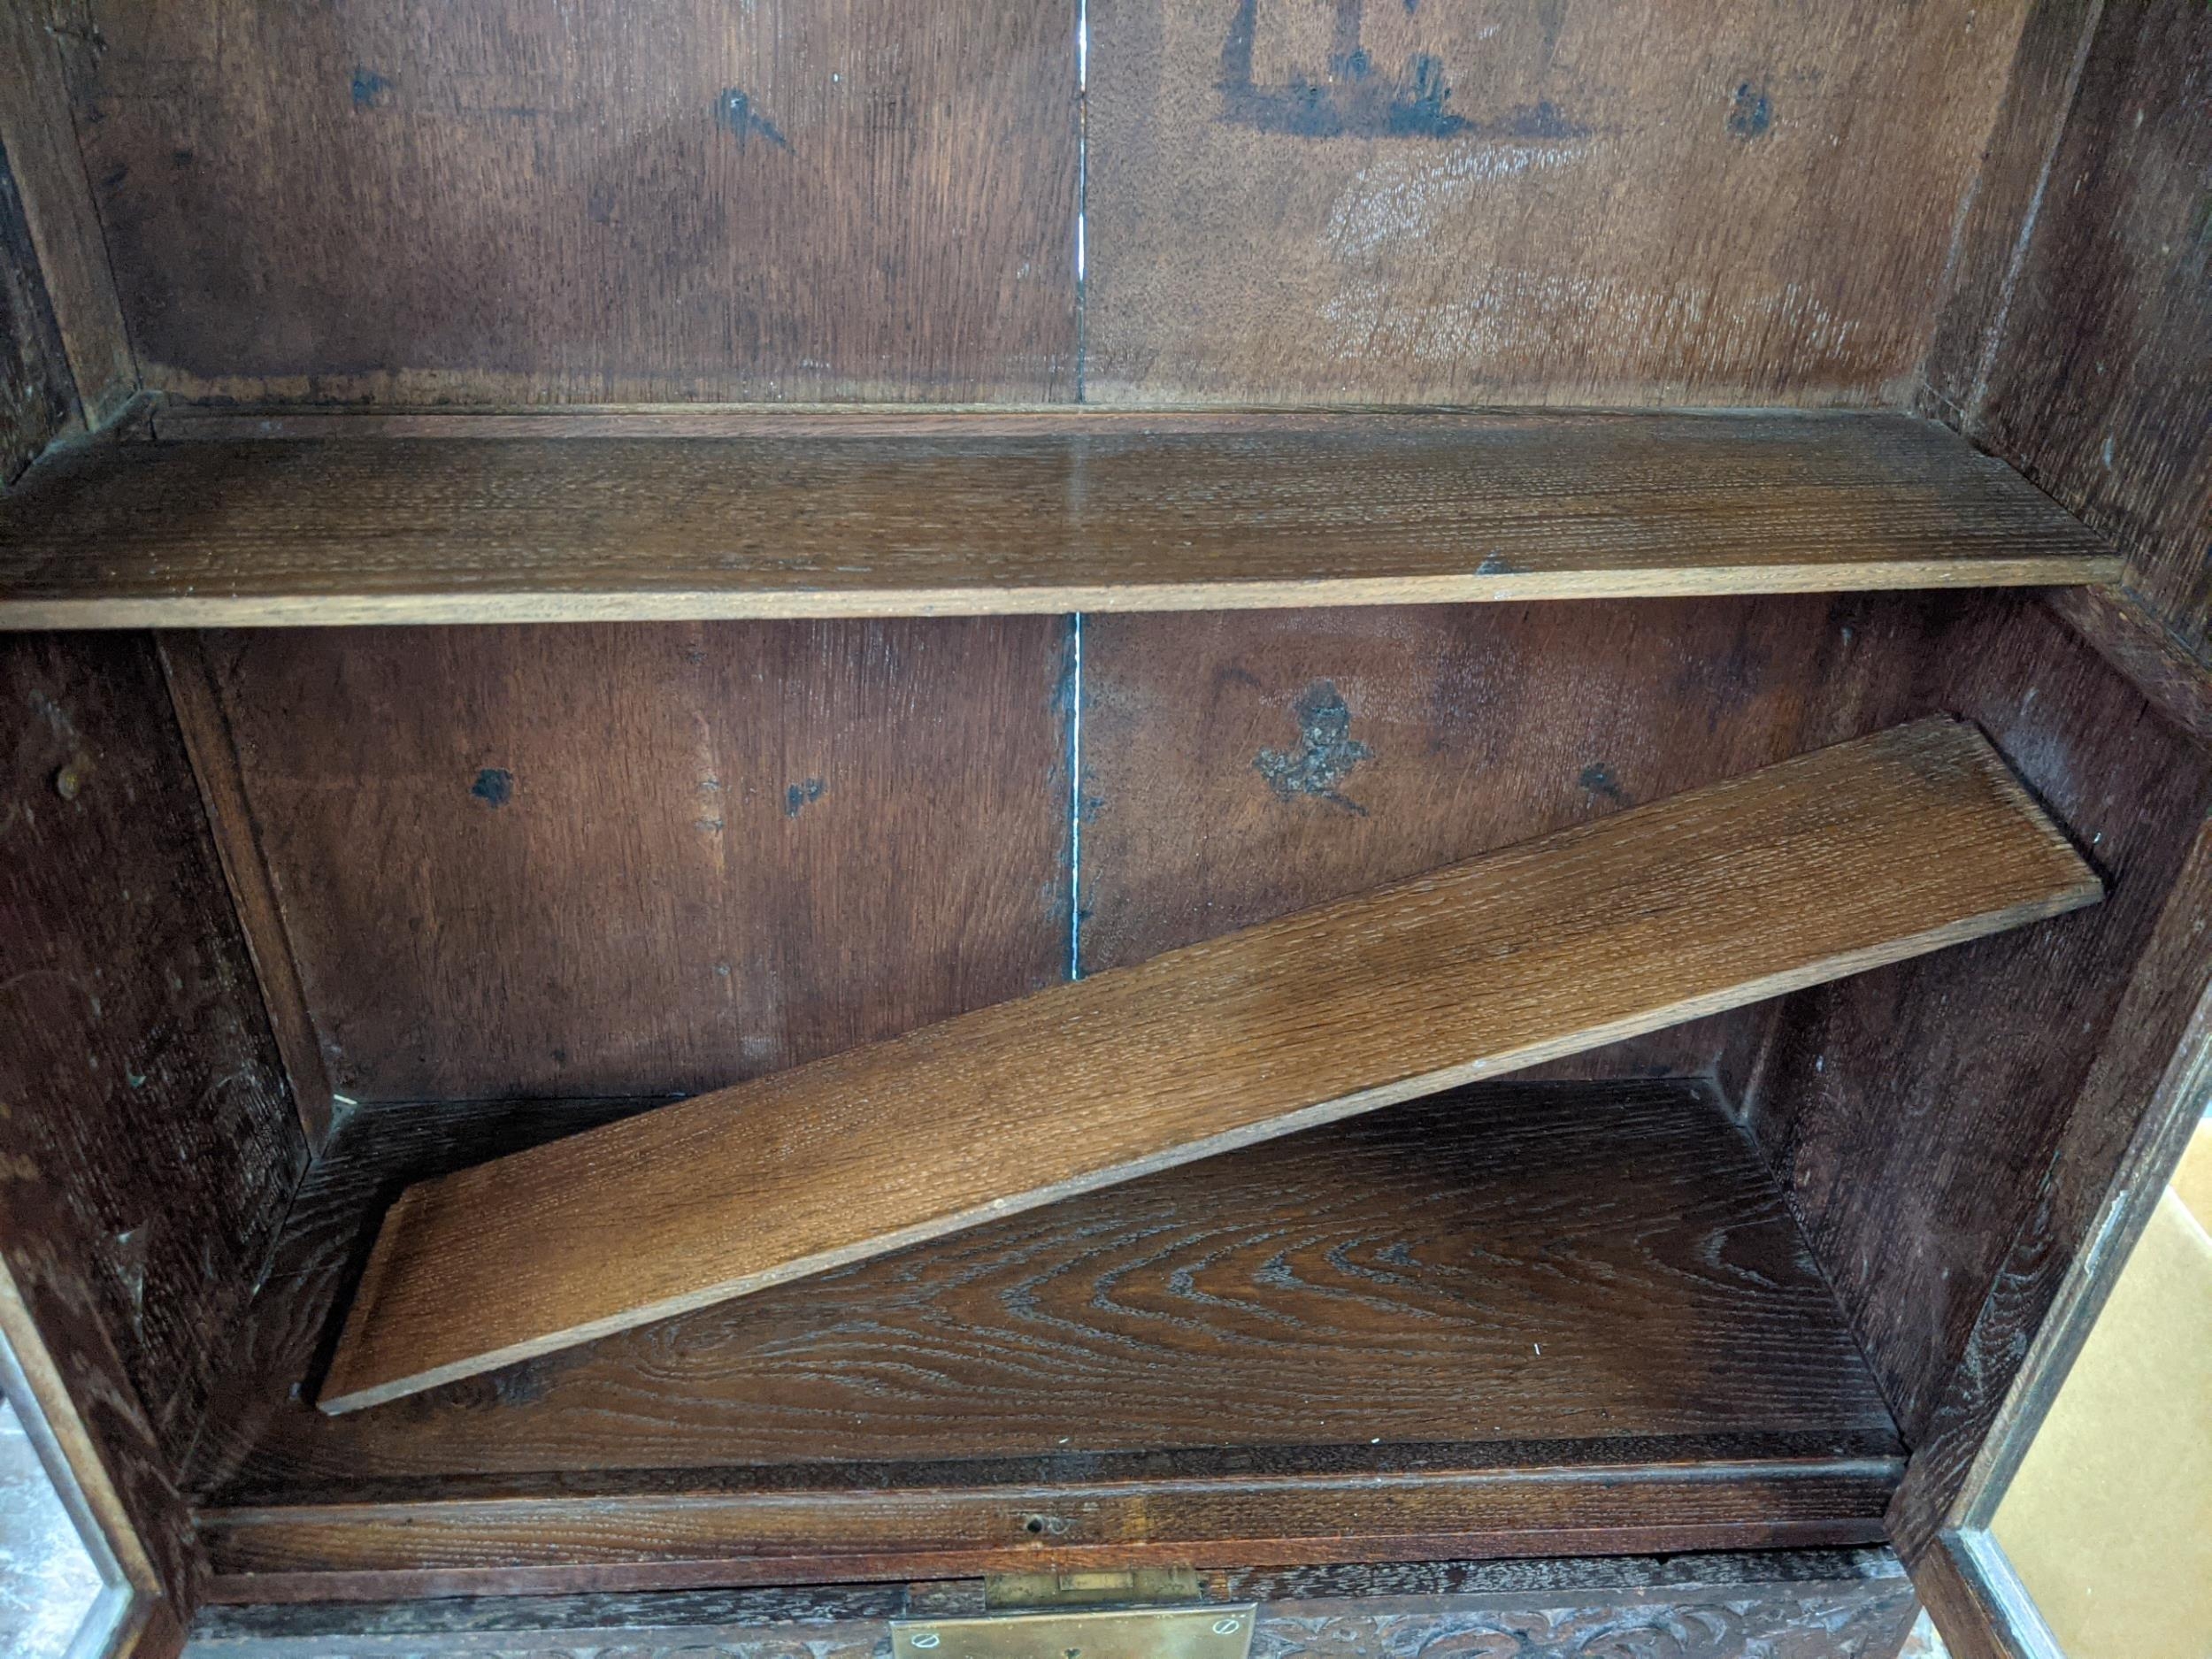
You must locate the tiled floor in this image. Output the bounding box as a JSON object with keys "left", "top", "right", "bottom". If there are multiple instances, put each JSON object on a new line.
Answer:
{"left": 0, "top": 1397, "right": 104, "bottom": 1659}
{"left": 1900, "top": 1609, "right": 1953, "bottom": 1656}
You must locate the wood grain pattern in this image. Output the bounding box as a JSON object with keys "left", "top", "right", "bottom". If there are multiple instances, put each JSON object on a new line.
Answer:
{"left": 194, "top": 1455, "right": 1902, "bottom": 1602}
{"left": 196, "top": 1116, "right": 1907, "bottom": 1602}
{"left": 156, "top": 635, "right": 335, "bottom": 1149}
{"left": 188, "top": 1548, "right": 1913, "bottom": 1651}
{"left": 0, "top": 137, "right": 75, "bottom": 484}
{"left": 1071, "top": 595, "right": 1886, "bottom": 1093}
{"left": 316, "top": 718, "right": 2097, "bottom": 1413}
{"left": 1916, "top": 0, "right": 2102, "bottom": 423}
{"left": 195, "top": 1082, "right": 1895, "bottom": 1499}
{"left": 0, "top": 632, "right": 306, "bottom": 1469}
{"left": 1751, "top": 598, "right": 2212, "bottom": 1448}
{"left": 1888, "top": 817, "right": 2212, "bottom": 1560}
{"left": 1959, "top": 0, "right": 2212, "bottom": 658}
{"left": 1085, "top": 0, "right": 2037, "bottom": 403}
{"left": 0, "top": 1178, "right": 181, "bottom": 1614}
{"left": 183, "top": 1549, "right": 1920, "bottom": 1654}
{"left": 0, "top": 413, "right": 2120, "bottom": 628}
{"left": 62, "top": 0, "right": 1074, "bottom": 404}
{"left": 0, "top": 1, "right": 135, "bottom": 427}
{"left": 198, "top": 618, "right": 1069, "bottom": 1104}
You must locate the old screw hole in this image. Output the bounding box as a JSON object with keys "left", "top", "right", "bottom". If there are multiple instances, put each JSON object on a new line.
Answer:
{"left": 1025, "top": 1516, "right": 1046, "bottom": 1533}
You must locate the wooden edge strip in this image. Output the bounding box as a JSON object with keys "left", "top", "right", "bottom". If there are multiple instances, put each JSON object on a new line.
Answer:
{"left": 0, "top": 558, "right": 2125, "bottom": 632}
{"left": 155, "top": 634, "right": 335, "bottom": 1150}
{"left": 1911, "top": 1531, "right": 2062, "bottom": 1659}
{"left": 194, "top": 1457, "right": 1901, "bottom": 1604}
{"left": 0, "top": 1181, "right": 193, "bottom": 1627}
{"left": 141, "top": 404, "right": 1968, "bottom": 442}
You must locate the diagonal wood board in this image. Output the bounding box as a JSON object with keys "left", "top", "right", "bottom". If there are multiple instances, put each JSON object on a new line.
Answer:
{"left": 319, "top": 718, "right": 2101, "bottom": 1413}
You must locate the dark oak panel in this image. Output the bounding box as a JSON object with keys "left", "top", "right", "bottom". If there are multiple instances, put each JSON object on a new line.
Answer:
{"left": 200, "top": 1082, "right": 1895, "bottom": 1490}
{"left": 0, "top": 138, "right": 73, "bottom": 484}
{"left": 1755, "top": 595, "right": 2212, "bottom": 1445}
{"left": 1087, "top": 0, "right": 2037, "bottom": 403}
{"left": 1962, "top": 0, "right": 2212, "bottom": 657}
{"left": 0, "top": 414, "right": 2116, "bottom": 628}
{"left": 190, "top": 1081, "right": 1901, "bottom": 1597}
{"left": 204, "top": 618, "right": 1071, "bottom": 1104}
{"left": 0, "top": 632, "right": 304, "bottom": 1471}
{"left": 188, "top": 1550, "right": 1921, "bottom": 1659}
{"left": 66, "top": 0, "right": 1077, "bottom": 403}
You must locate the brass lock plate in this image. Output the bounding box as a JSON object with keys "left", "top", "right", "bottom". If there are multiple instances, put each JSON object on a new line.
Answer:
{"left": 891, "top": 1601, "right": 1257, "bottom": 1659}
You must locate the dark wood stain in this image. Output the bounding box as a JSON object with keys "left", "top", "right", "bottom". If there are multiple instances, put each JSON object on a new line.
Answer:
{"left": 0, "top": 633, "right": 304, "bottom": 1470}
{"left": 203, "top": 619, "right": 1070, "bottom": 1103}
{"left": 64, "top": 0, "right": 1079, "bottom": 403}
{"left": 1076, "top": 595, "right": 1885, "bottom": 1090}
{"left": 187, "top": 1079, "right": 1901, "bottom": 1594}
{"left": 185, "top": 1548, "right": 1919, "bottom": 1657}
{"left": 196, "top": 1081, "right": 1895, "bottom": 1494}
{"left": 1959, "top": 0, "right": 2212, "bottom": 660}
{"left": 1087, "top": 0, "right": 2040, "bottom": 403}
{"left": 0, "top": 138, "right": 75, "bottom": 485}
{"left": 1755, "top": 595, "right": 2212, "bottom": 1445}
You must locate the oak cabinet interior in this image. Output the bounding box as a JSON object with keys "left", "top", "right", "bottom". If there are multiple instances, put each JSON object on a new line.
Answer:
{"left": 2, "top": 3, "right": 2208, "bottom": 1657}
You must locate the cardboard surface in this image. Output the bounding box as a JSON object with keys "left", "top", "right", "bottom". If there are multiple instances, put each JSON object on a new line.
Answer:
{"left": 1992, "top": 1133, "right": 2212, "bottom": 1659}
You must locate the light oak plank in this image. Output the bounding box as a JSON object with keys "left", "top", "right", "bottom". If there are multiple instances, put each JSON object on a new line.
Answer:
{"left": 319, "top": 718, "right": 2101, "bottom": 1413}
{"left": 0, "top": 412, "right": 2117, "bottom": 627}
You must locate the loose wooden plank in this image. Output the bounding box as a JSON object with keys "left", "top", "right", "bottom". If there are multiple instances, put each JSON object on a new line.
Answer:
{"left": 317, "top": 718, "right": 2099, "bottom": 1413}
{"left": 61, "top": 0, "right": 1075, "bottom": 404}
{"left": 0, "top": 413, "right": 2120, "bottom": 627}
{"left": 195, "top": 1456, "right": 1902, "bottom": 1601}
{"left": 196, "top": 618, "right": 1071, "bottom": 1104}
{"left": 195, "top": 1083, "right": 1894, "bottom": 1498}
{"left": 1085, "top": 0, "right": 2037, "bottom": 404}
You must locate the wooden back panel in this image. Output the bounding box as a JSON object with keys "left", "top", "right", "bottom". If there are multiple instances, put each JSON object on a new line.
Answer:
{"left": 49, "top": 0, "right": 2042, "bottom": 408}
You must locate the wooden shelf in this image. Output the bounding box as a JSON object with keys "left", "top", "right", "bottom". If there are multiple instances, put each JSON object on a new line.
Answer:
{"left": 190, "top": 1079, "right": 1904, "bottom": 1601}
{"left": 0, "top": 411, "right": 2116, "bottom": 627}
{"left": 317, "top": 718, "right": 2098, "bottom": 1415}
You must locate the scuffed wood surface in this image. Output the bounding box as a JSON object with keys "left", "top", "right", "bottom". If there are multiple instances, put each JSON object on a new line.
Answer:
{"left": 183, "top": 1549, "right": 1920, "bottom": 1657}
{"left": 1960, "top": 0, "right": 2212, "bottom": 658}
{"left": 1087, "top": 0, "right": 2038, "bottom": 403}
{"left": 0, "top": 414, "right": 2117, "bottom": 627}
{"left": 316, "top": 718, "right": 2095, "bottom": 1414}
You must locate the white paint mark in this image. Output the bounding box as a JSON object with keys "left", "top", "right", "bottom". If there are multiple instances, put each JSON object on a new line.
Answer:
{"left": 1324, "top": 142, "right": 1590, "bottom": 257}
